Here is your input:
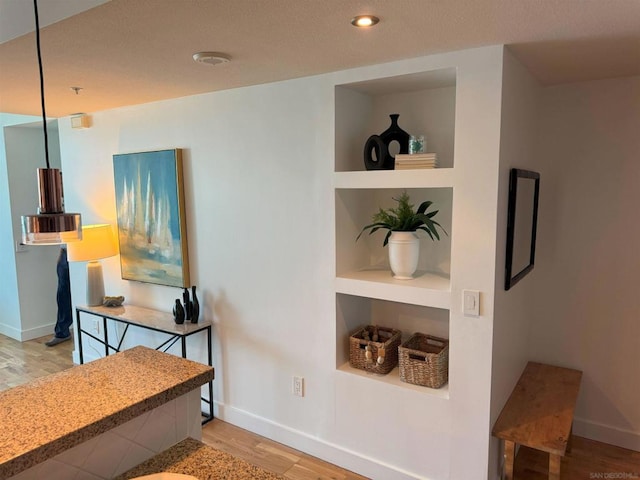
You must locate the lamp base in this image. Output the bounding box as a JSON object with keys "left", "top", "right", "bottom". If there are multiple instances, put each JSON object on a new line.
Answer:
{"left": 86, "top": 260, "right": 105, "bottom": 306}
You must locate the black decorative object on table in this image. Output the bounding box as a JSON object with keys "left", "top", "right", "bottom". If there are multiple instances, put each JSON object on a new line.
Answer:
{"left": 191, "top": 286, "right": 200, "bottom": 323}
{"left": 173, "top": 299, "right": 185, "bottom": 324}
{"left": 364, "top": 114, "right": 410, "bottom": 170}
{"left": 183, "top": 288, "right": 192, "bottom": 321}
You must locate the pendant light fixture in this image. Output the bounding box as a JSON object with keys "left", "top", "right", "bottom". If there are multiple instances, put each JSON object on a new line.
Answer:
{"left": 21, "top": 0, "right": 82, "bottom": 245}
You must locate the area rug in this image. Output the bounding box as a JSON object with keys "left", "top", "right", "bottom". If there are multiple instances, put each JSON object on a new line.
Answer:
{"left": 115, "top": 437, "right": 284, "bottom": 480}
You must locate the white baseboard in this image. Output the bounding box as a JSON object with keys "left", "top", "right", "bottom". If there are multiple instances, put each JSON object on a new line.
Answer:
{"left": 20, "top": 323, "right": 57, "bottom": 341}
{"left": 574, "top": 417, "right": 640, "bottom": 452}
{"left": 0, "top": 323, "right": 22, "bottom": 340}
{"left": 215, "top": 401, "right": 435, "bottom": 480}
{"left": 0, "top": 322, "right": 58, "bottom": 341}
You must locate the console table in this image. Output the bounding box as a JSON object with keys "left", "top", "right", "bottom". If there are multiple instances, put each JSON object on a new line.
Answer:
{"left": 75, "top": 304, "right": 214, "bottom": 423}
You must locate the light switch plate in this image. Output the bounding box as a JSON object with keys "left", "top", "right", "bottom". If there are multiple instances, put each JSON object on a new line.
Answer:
{"left": 463, "top": 290, "right": 480, "bottom": 316}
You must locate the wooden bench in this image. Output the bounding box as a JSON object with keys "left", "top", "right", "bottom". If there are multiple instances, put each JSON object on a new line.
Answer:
{"left": 492, "top": 362, "right": 582, "bottom": 480}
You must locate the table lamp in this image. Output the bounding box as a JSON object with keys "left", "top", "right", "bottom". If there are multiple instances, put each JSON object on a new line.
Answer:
{"left": 67, "top": 224, "right": 118, "bottom": 306}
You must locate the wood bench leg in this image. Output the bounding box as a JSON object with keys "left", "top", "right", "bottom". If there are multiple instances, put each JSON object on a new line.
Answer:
{"left": 549, "top": 453, "right": 561, "bottom": 480}
{"left": 504, "top": 441, "right": 515, "bottom": 480}
{"left": 566, "top": 424, "right": 574, "bottom": 454}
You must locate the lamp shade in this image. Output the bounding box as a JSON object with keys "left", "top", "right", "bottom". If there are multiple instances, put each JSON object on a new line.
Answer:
{"left": 21, "top": 214, "right": 82, "bottom": 245}
{"left": 67, "top": 224, "right": 118, "bottom": 262}
{"left": 21, "top": 169, "right": 82, "bottom": 245}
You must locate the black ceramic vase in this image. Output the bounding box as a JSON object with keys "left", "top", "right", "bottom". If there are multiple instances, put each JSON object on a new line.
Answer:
{"left": 183, "top": 288, "right": 192, "bottom": 321}
{"left": 363, "top": 114, "right": 410, "bottom": 171}
{"left": 190, "top": 286, "right": 200, "bottom": 323}
{"left": 173, "top": 299, "right": 185, "bottom": 324}
{"left": 363, "top": 134, "right": 388, "bottom": 170}
{"left": 379, "top": 114, "right": 410, "bottom": 168}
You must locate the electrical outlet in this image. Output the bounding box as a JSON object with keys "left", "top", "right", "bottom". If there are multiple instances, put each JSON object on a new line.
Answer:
{"left": 91, "top": 318, "right": 100, "bottom": 335}
{"left": 293, "top": 376, "right": 304, "bottom": 397}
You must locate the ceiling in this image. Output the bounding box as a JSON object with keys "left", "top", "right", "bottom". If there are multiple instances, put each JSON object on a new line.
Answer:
{"left": 1, "top": 0, "right": 639, "bottom": 117}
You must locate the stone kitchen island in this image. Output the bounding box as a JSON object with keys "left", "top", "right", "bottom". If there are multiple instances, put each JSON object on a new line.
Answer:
{"left": 0, "top": 346, "right": 214, "bottom": 480}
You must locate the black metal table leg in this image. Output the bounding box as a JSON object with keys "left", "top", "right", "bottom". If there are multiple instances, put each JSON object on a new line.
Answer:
{"left": 103, "top": 316, "right": 109, "bottom": 356}
{"left": 207, "top": 325, "right": 213, "bottom": 421}
{"left": 77, "top": 309, "right": 84, "bottom": 364}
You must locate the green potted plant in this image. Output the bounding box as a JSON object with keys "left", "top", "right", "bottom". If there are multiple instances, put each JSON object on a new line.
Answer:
{"left": 357, "top": 191, "right": 447, "bottom": 279}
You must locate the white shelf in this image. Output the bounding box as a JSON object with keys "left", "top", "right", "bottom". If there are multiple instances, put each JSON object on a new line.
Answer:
{"left": 336, "top": 268, "right": 451, "bottom": 309}
{"left": 334, "top": 70, "right": 456, "bottom": 399}
{"left": 337, "top": 362, "right": 450, "bottom": 399}
{"left": 334, "top": 168, "right": 454, "bottom": 190}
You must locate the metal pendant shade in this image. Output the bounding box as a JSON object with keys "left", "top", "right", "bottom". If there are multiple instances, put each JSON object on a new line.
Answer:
{"left": 22, "top": 168, "right": 82, "bottom": 245}
{"left": 20, "top": 0, "right": 82, "bottom": 245}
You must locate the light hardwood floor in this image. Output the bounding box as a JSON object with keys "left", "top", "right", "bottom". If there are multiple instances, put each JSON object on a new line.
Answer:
{"left": 0, "top": 333, "right": 75, "bottom": 390}
{"left": 514, "top": 438, "right": 640, "bottom": 480}
{"left": 1, "top": 334, "right": 638, "bottom": 479}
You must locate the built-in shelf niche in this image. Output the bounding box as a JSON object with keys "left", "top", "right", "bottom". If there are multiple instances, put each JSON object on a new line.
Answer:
{"left": 335, "top": 68, "right": 457, "bottom": 173}
{"left": 335, "top": 187, "right": 453, "bottom": 288}
{"left": 336, "top": 293, "right": 450, "bottom": 398}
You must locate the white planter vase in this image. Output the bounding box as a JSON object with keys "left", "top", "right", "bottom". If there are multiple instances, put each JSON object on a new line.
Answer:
{"left": 388, "top": 231, "right": 420, "bottom": 280}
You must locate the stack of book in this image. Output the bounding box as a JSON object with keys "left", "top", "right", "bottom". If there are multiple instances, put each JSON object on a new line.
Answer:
{"left": 394, "top": 153, "right": 438, "bottom": 170}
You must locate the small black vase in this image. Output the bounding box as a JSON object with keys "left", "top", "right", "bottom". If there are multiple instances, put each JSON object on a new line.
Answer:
{"left": 190, "top": 286, "right": 200, "bottom": 323}
{"left": 363, "top": 114, "right": 410, "bottom": 171}
{"left": 363, "top": 134, "right": 388, "bottom": 170}
{"left": 378, "top": 114, "right": 410, "bottom": 169}
{"left": 173, "top": 299, "right": 185, "bottom": 324}
{"left": 183, "top": 288, "right": 192, "bottom": 321}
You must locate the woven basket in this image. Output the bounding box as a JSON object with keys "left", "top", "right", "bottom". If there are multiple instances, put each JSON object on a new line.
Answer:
{"left": 398, "top": 333, "right": 449, "bottom": 388}
{"left": 349, "top": 325, "right": 401, "bottom": 374}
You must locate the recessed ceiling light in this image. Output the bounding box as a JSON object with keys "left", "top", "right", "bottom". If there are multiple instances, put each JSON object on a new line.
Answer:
{"left": 193, "top": 52, "right": 231, "bottom": 66}
{"left": 351, "top": 15, "right": 379, "bottom": 28}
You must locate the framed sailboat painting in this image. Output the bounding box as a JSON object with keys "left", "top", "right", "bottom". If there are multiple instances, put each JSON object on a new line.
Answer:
{"left": 113, "top": 149, "right": 190, "bottom": 288}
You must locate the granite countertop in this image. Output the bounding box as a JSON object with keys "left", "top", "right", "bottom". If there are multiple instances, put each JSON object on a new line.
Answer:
{"left": 115, "top": 437, "right": 284, "bottom": 480}
{"left": 0, "top": 346, "right": 214, "bottom": 478}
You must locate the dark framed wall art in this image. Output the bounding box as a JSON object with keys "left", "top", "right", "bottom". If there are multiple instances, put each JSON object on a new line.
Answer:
{"left": 113, "top": 149, "right": 190, "bottom": 288}
{"left": 504, "top": 168, "right": 540, "bottom": 291}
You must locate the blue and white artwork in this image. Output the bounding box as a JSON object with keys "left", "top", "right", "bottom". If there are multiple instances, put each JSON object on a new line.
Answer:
{"left": 113, "top": 149, "right": 190, "bottom": 288}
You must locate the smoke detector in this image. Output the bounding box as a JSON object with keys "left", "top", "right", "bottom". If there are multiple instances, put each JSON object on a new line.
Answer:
{"left": 192, "top": 52, "right": 231, "bottom": 66}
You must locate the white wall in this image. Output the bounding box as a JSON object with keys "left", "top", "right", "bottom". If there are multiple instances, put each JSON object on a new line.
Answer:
{"left": 445, "top": 48, "right": 504, "bottom": 480}
{"left": 60, "top": 72, "right": 344, "bottom": 465}
{"left": 0, "top": 117, "right": 24, "bottom": 338}
{"left": 60, "top": 46, "right": 508, "bottom": 479}
{"left": 0, "top": 117, "right": 61, "bottom": 340}
{"left": 530, "top": 75, "right": 640, "bottom": 451}
{"left": 489, "top": 49, "right": 541, "bottom": 479}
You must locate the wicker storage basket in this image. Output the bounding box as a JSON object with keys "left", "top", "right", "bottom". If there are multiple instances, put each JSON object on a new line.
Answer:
{"left": 349, "top": 325, "right": 401, "bottom": 374}
{"left": 398, "top": 333, "right": 449, "bottom": 388}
